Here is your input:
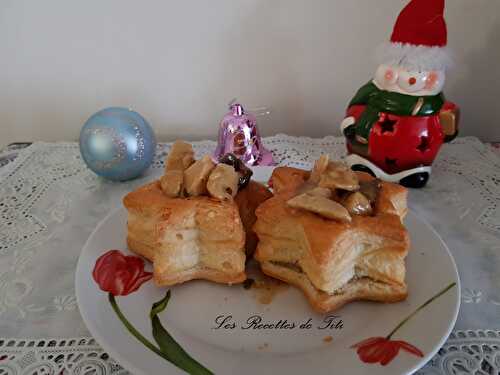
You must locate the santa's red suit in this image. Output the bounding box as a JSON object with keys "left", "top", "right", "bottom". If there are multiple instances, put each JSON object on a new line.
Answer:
{"left": 346, "top": 93, "right": 459, "bottom": 174}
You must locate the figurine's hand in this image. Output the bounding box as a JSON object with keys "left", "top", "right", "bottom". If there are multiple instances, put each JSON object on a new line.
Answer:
{"left": 439, "top": 106, "right": 460, "bottom": 142}
{"left": 340, "top": 116, "right": 355, "bottom": 133}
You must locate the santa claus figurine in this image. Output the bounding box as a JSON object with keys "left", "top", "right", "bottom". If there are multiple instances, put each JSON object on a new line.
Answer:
{"left": 341, "top": 0, "right": 459, "bottom": 188}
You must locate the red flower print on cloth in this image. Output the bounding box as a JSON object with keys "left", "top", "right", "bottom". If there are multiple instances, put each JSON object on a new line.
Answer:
{"left": 92, "top": 250, "right": 152, "bottom": 296}
{"left": 351, "top": 337, "right": 423, "bottom": 366}
{"left": 351, "top": 282, "right": 456, "bottom": 366}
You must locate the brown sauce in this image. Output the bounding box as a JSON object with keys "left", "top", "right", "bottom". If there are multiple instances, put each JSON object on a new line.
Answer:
{"left": 244, "top": 261, "right": 289, "bottom": 305}
{"left": 252, "top": 277, "right": 288, "bottom": 305}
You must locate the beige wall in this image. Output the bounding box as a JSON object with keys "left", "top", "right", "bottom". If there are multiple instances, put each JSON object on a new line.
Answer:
{"left": 0, "top": 0, "right": 499, "bottom": 148}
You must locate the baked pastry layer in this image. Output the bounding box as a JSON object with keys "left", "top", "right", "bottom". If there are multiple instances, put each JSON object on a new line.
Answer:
{"left": 124, "top": 180, "right": 246, "bottom": 286}
{"left": 260, "top": 261, "right": 407, "bottom": 313}
{"left": 124, "top": 179, "right": 272, "bottom": 286}
{"left": 254, "top": 167, "right": 409, "bottom": 312}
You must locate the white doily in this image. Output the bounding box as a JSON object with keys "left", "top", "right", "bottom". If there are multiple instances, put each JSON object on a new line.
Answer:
{"left": 0, "top": 337, "right": 127, "bottom": 375}
{"left": 417, "top": 330, "right": 500, "bottom": 375}
{"left": 1, "top": 331, "right": 499, "bottom": 375}
{"left": 0, "top": 135, "right": 499, "bottom": 375}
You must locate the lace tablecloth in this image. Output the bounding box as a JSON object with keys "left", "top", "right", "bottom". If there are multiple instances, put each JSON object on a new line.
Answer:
{"left": 1, "top": 135, "right": 500, "bottom": 375}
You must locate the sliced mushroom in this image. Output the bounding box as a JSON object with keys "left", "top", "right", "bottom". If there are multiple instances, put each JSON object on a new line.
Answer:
{"left": 287, "top": 193, "right": 351, "bottom": 223}
{"left": 318, "top": 162, "right": 359, "bottom": 191}
{"left": 309, "top": 155, "right": 330, "bottom": 184}
{"left": 295, "top": 183, "right": 332, "bottom": 199}
{"left": 207, "top": 164, "right": 239, "bottom": 201}
{"left": 183, "top": 155, "right": 215, "bottom": 196}
{"left": 160, "top": 141, "right": 195, "bottom": 197}
{"left": 237, "top": 166, "right": 253, "bottom": 189}
{"left": 343, "top": 192, "right": 373, "bottom": 216}
{"left": 219, "top": 153, "right": 253, "bottom": 189}
{"left": 359, "top": 179, "right": 382, "bottom": 204}
{"left": 165, "top": 140, "right": 195, "bottom": 172}
{"left": 218, "top": 153, "right": 239, "bottom": 168}
{"left": 295, "top": 181, "right": 322, "bottom": 195}
{"left": 328, "top": 161, "right": 349, "bottom": 170}
{"left": 160, "top": 170, "right": 184, "bottom": 198}
{"left": 307, "top": 187, "right": 332, "bottom": 199}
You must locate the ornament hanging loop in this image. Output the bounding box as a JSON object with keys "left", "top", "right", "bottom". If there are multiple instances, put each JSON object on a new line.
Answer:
{"left": 226, "top": 98, "right": 271, "bottom": 118}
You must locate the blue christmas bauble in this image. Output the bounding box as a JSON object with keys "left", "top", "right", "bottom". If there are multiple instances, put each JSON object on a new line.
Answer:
{"left": 79, "top": 107, "right": 156, "bottom": 181}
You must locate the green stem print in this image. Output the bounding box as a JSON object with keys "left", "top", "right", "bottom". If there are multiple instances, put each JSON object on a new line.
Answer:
{"left": 386, "top": 282, "right": 456, "bottom": 339}
{"left": 108, "top": 292, "right": 213, "bottom": 375}
{"left": 150, "top": 291, "right": 213, "bottom": 375}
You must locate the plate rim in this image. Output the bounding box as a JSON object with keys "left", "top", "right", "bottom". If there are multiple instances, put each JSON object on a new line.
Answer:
{"left": 400, "top": 212, "right": 461, "bottom": 375}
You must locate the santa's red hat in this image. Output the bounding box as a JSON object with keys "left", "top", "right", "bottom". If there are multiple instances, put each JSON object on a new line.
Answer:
{"left": 378, "top": 0, "right": 451, "bottom": 71}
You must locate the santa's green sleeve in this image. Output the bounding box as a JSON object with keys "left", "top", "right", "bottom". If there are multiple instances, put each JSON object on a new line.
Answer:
{"left": 347, "top": 81, "right": 381, "bottom": 140}
{"left": 348, "top": 81, "right": 379, "bottom": 107}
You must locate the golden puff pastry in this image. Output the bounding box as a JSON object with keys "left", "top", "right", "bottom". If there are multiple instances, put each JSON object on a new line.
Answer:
{"left": 124, "top": 179, "right": 272, "bottom": 286}
{"left": 124, "top": 180, "right": 246, "bottom": 286}
{"left": 253, "top": 166, "right": 409, "bottom": 313}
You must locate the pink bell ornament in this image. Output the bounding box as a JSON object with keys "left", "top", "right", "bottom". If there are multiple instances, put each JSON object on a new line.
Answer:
{"left": 213, "top": 102, "right": 274, "bottom": 166}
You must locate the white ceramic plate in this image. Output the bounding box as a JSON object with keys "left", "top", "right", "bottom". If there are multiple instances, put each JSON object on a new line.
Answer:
{"left": 76, "top": 167, "right": 460, "bottom": 375}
